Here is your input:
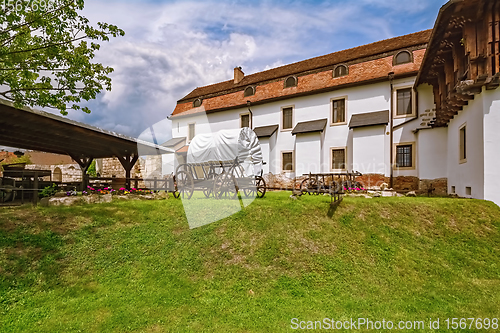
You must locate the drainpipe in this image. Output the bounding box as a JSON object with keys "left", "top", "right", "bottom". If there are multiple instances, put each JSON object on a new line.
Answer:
{"left": 389, "top": 72, "right": 395, "bottom": 189}
{"left": 246, "top": 100, "right": 253, "bottom": 129}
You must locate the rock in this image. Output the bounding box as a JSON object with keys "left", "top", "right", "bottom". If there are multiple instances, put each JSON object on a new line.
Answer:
{"left": 99, "top": 193, "right": 113, "bottom": 203}
{"left": 39, "top": 197, "right": 50, "bottom": 207}
{"left": 396, "top": 193, "right": 404, "bottom": 197}
{"left": 381, "top": 191, "right": 395, "bottom": 197}
{"left": 54, "top": 192, "right": 67, "bottom": 197}
{"left": 289, "top": 194, "right": 298, "bottom": 200}
{"left": 154, "top": 191, "right": 169, "bottom": 200}
{"left": 406, "top": 191, "right": 417, "bottom": 197}
{"left": 48, "top": 197, "right": 82, "bottom": 206}
{"left": 372, "top": 192, "right": 381, "bottom": 197}
{"left": 379, "top": 182, "right": 388, "bottom": 190}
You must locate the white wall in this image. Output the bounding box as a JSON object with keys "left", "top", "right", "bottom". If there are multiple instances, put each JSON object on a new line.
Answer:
{"left": 352, "top": 125, "right": 386, "bottom": 174}
{"left": 481, "top": 88, "right": 500, "bottom": 206}
{"left": 295, "top": 133, "right": 321, "bottom": 175}
{"left": 417, "top": 127, "right": 448, "bottom": 180}
{"left": 447, "top": 93, "right": 485, "bottom": 199}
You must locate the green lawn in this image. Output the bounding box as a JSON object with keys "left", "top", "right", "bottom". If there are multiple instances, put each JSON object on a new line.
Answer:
{"left": 1, "top": 193, "right": 500, "bottom": 332}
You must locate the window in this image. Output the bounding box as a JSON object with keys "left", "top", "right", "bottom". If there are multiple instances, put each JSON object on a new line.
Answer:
{"left": 331, "top": 98, "right": 346, "bottom": 124}
{"left": 244, "top": 86, "right": 255, "bottom": 97}
{"left": 333, "top": 65, "right": 348, "bottom": 78}
{"left": 192, "top": 98, "right": 202, "bottom": 108}
{"left": 331, "top": 148, "right": 346, "bottom": 170}
{"left": 459, "top": 124, "right": 466, "bottom": 162}
{"left": 396, "top": 88, "right": 413, "bottom": 116}
{"left": 466, "top": 186, "right": 472, "bottom": 196}
{"left": 451, "top": 186, "right": 456, "bottom": 194}
{"left": 282, "top": 106, "right": 293, "bottom": 130}
{"left": 282, "top": 151, "right": 294, "bottom": 172}
{"left": 188, "top": 123, "right": 195, "bottom": 142}
{"left": 396, "top": 144, "right": 413, "bottom": 168}
{"left": 240, "top": 113, "right": 250, "bottom": 128}
{"left": 284, "top": 76, "right": 297, "bottom": 88}
{"left": 394, "top": 51, "right": 412, "bottom": 65}
{"left": 53, "top": 167, "right": 62, "bottom": 182}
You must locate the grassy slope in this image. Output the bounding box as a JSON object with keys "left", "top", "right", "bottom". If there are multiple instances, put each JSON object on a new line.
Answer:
{"left": 1, "top": 193, "right": 500, "bottom": 332}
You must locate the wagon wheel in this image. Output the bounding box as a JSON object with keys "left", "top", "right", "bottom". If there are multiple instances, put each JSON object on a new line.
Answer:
{"left": 256, "top": 176, "right": 266, "bottom": 198}
{"left": 203, "top": 173, "right": 216, "bottom": 198}
{"left": 243, "top": 183, "right": 255, "bottom": 198}
{"left": 176, "top": 170, "right": 194, "bottom": 199}
{"left": 328, "top": 181, "right": 342, "bottom": 195}
{"left": 300, "top": 178, "right": 323, "bottom": 195}
{"left": 243, "top": 176, "right": 266, "bottom": 198}
{"left": 342, "top": 180, "right": 353, "bottom": 192}
{"left": 352, "top": 181, "right": 363, "bottom": 191}
{"left": 213, "top": 173, "right": 238, "bottom": 199}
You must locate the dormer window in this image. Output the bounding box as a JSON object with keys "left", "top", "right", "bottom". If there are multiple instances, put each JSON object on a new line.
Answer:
{"left": 333, "top": 65, "right": 348, "bottom": 78}
{"left": 284, "top": 76, "right": 297, "bottom": 88}
{"left": 394, "top": 50, "right": 412, "bottom": 65}
{"left": 244, "top": 86, "right": 255, "bottom": 97}
{"left": 193, "top": 98, "right": 202, "bottom": 108}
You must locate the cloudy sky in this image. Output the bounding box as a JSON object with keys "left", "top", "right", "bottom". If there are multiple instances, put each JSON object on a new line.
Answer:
{"left": 10, "top": 0, "right": 449, "bottom": 148}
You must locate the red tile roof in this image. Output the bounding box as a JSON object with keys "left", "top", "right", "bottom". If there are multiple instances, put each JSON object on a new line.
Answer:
{"left": 178, "top": 29, "right": 431, "bottom": 104}
{"left": 172, "top": 48, "right": 426, "bottom": 118}
{"left": 172, "top": 30, "right": 431, "bottom": 118}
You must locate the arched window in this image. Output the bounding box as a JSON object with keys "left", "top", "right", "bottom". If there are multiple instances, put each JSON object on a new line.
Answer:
{"left": 53, "top": 167, "right": 62, "bottom": 182}
{"left": 244, "top": 86, "right": 255, "bottom": 97}
{"left": 284, "top": 76, "right": 297, "bottom": 88}
{"left": 333, "top": 65, "right": 348, "bottom": 78}
{"left": 394, "top": 51, "right": 412, "bottom": 65}
{"left": 192, "top": 98, "right": 203, "bottom": 108}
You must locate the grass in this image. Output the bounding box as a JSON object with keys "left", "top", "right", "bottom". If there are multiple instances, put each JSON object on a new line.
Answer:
{"left": 1, "top": 193, "right": 500, "bottom": 332}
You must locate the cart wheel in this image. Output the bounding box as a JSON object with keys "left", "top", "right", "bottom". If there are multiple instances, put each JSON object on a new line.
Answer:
{"left": 256, "top": 176, "right": 266, "bottom": 198}
{"left": 329, "top": 181, "right": 341, "bottom": 195}
{"left": 300, "top": 178, "right": 310, "bottom": 195}
{"left": 172, "top": 191, "right": 180, "bottom": 199}
{"left": 202, "top": 173, "right": 215, "bottom": 198}
{"left": 301, "top": 178, "right": 323, "bottom": 195}
{"left": 342, "top": 180, "right": 353, "bottom": 192}
{"left": 352, "top": 181, "right": 363, "bottom": 190}
{"left": 213, "top": 173, "right": 237, "bottom": 199}
{"left": 176, "top": 170, "right": 194, "bottom": 199}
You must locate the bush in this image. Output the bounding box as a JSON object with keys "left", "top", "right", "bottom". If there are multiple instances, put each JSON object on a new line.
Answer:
{"left": 39, "top": 183, "right": 58, "bottom": 198}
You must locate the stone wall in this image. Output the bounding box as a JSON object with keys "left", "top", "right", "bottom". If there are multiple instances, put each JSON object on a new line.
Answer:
{"left": 419, "top": 178, "right": 448, "bottom": 196}
{"left": 25, "top": 163, "right": 82, "bottom": 182}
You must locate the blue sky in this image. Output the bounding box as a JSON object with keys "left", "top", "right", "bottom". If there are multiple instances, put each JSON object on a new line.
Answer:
{"left": 3, "top": 0, "right": 449, "bottom": 150}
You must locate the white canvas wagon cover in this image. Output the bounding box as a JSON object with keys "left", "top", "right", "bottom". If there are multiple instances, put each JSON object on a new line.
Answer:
{"left": 187, "top": 128, "right": 263, "bottom": 176}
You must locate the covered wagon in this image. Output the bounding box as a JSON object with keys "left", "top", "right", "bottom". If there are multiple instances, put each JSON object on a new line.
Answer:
{"left": 174, "top": 127, "right": 266, "bottom": 199}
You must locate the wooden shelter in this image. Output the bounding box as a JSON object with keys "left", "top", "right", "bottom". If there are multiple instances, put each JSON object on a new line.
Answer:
{"left": 0, "top": 99, "right": 173, "bottom": 194}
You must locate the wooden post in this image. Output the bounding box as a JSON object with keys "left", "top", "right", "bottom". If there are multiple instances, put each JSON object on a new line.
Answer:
{"left": 115, "top": 153, "right": 139, "bottom": 190}
{"left": 68, "top": 154, "right": 94, "bottom": 192}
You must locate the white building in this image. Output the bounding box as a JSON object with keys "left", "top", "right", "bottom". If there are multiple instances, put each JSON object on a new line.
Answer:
{"left": 166, "top": 0, "right": 500, "bottom": 206}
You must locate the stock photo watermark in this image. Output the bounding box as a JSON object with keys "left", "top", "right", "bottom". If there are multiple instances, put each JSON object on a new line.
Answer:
{"left": 290, "top": 318, "right": 499, "bottom": 330}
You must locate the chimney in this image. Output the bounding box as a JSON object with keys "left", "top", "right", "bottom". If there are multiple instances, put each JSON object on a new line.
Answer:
{"left": 234, "top": 67, "right": 244, "bottom": 84}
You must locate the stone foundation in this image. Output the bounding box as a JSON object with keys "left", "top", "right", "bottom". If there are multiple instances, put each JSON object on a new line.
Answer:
{"left": 419, "top": 178, "right": 448, "bottom": 196}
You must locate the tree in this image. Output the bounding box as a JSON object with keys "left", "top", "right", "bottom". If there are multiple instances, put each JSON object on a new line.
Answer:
{"left": 0, "top": 0, "right": 124, "bottom": 115}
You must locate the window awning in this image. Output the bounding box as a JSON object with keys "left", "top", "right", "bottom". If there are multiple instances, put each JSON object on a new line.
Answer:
{"left": 349, "top": 110, "right": 389, "bottom": 129}
{"left": 253, "top": 125, "right": 279, "bottom": 138}
{"left": 291, "top": 119, "right": 327, "bottom": 135}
